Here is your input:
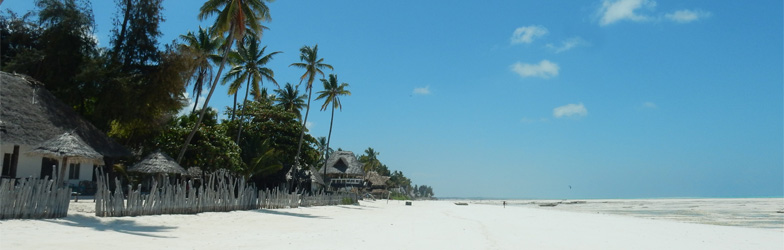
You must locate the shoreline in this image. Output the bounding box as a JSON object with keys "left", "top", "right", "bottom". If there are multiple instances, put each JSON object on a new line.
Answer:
{"left": 1, "top": 199, "right": 782, "bottom": 249}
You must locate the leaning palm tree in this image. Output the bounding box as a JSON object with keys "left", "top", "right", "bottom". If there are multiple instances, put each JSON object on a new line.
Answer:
{"left": 289, "top": 45, "right": 333, "bottom": 165}
{"left": 179, "top": 26, "right": 223, "bottom": 113}
{"left": 177, "top": 0, "right": 271, "bottom": 163}
{"left": 315, "top": 74, "right": 351, "bottom": 175}
{"left": 274, "top": 82, "right": 306, "bottom": 120}
{"left": 223, "top": 35, "right": 281, "bottom": 143}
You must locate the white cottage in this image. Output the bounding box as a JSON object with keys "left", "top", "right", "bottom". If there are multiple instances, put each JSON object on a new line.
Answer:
{"left": 0, "top": 72, "right": 130, "bottom": 190}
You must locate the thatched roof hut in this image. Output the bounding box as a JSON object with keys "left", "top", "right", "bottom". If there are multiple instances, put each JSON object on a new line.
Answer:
{"left": 0, "top": 72, "right": 130, "bottom": 158}
{"left": 27, "top": 132, "right": 104, "bottom": 164}
{"left": 127, "top": 151, "right": 187, "bottom": 175}
{"left": 365, "top": 171, "right": 390, "bottom": 187}
{"left": 324, "top": 151, "right": 365, "bottom": 177}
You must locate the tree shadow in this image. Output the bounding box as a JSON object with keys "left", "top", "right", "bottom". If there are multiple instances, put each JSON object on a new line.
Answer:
{"left": 44, "top": 214, "right": 177, "bottom": 238}
{"left": 336, "top": 205, "right": 366, "bottom": 210}
{"left": 254, "top": 209, "right": 329, "bottom": 219}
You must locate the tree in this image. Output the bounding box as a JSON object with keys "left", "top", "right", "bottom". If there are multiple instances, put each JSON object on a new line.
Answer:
{"left": 223, "top": 35, "right": 280, "bottom": 143}
{"left": 360, "top": 147, "right": 381, "bottom": 172}
{"left": 274, "top": 83, "right": 306, "bottom": 120}
{"left": 179, "top": 26, "right": 223, "bottom": 113}
{"left": 290, "top": 44, "right": 333, "bottom": 166}
{"left": 315, "top": 74, "right": 351, "bottom": 175}
{"left": 178, "top": 0, "right": 272, "bottom": 163}
{"left": 110, "top": 0, "right": 164, "bottom": 72}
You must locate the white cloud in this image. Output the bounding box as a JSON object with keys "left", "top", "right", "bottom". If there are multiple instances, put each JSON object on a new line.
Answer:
{"left": 510, "top": 25, "right": 548, "bottom": 44}
{"left": 553, "top": 103, "right": 588, "bottom": 118}
{"left": 413, "top": 86, "right": 431, "bottom": 95}
{"left": 510, "top": 60, "right": 559, "bottom": 79}
{"left": 546, "top": 37, "right": 589, "bottom": 53}
{"left": 306, "top": 121, "right": 314, "bottom": 130}
{"left": 598, "top": 0, "right": 656, "bottom": 26}
{"left": 642, "top": 101, "right": 657, "bottom": 109}
{"left": 665, "top": 10, "right": 711, "bottom": 23}
{"left": 178, "top": 91, "right": 207, "bottom": 117}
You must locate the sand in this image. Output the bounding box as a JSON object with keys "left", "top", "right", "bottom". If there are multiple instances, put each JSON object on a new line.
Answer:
{"left": 1, "top": 199, "right": 782, "bottom": 249}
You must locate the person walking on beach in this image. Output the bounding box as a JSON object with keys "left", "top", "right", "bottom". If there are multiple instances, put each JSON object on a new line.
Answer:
{"left": 503, "top": 201, "right": 506, "bottom": 208}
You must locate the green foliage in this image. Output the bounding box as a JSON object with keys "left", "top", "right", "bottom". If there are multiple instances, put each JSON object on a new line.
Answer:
{"left": 341, "top": 197, "right": 354, "bottom": 205}
{"left": 389, "top": 191, "right": 409, "bottom": 200}
{"left": 154, "top": 109, "right": 243, "bottom": 172}
{"left": 110, "top": 0, "right": 164, "bottom": 71}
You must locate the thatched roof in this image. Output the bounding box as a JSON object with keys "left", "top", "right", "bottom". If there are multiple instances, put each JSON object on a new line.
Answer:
{"left": 127, "top": 151, "right": 187, "bottom": 175}
{"left": 365, "top": 171, "right": 390, "bottom": 187}
{"left": 27, "top": 132, "right": 104, "bottom": 164}
{"left": 0, "top": 72, "right": 130, "bottom": 158}
{"left": 324, "top": 151, "right": 365, "bottom": 176}
{"left": 309, "top": 165, "right": 324, "bottom": 186}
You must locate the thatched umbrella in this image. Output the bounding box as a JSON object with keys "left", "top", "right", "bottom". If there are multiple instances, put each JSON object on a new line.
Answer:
{"left": 127, "top": 151, "right": 187, "bottom": 175}
{"left": 26, "top": 132, "right": 104, "bottom": 185}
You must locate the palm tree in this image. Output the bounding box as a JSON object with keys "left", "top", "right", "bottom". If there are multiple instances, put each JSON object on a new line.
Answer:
{"left": 179, "top": 26, "right": 223, "bottom": 113}
{"left": 177, "top": 0, "right": 271, "bottom": 163}
{"left": 289, "top": 45, "right": 333, "bottom": 165}
{"left": 315, "top": 74, "right": 350, "bottom": 174}
{"left": 362, "top": 147, "right": 380, "bottom": 172}
{"left": 274, "top": 83, "right": 306, "bottom": 120}
{"left": 223, "top": 35, "right": 281, "bottom": 143}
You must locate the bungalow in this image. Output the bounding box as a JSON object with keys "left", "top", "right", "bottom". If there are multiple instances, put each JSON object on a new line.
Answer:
{"left": 323, "top": 151, "right": 365, "bottom": 191}
{"left": 0, "top": 72, "right": 130, "bottom": 189}
{"left": 364, "top": 170, "right": 390, "bottom": 197}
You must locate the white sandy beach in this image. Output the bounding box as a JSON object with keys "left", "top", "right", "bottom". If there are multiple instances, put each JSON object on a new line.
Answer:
{"left": 1, "top": 199, "right": 782, "bottom": 250}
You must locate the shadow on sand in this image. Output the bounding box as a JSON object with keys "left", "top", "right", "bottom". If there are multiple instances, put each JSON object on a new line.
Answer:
{"left": 45, "top": 214, "right": 177, "bottom": 238}
{"left": 254, "top": 209, "right": 329, "bottom": 219}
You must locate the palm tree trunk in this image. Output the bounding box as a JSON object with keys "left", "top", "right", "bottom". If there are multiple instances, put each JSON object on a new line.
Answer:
{"left": 294, "top": 78, "right": 314, "bottom": 165}
{"left": 236, "top": 77, "right": 252, "bottom": 144}
{"left": 231, "top": 91, "right": 238, "bottom": 121}
{"left": 192, "top": 72, "right": 204, "bottom": 113}
{"left": 177, "top": 36, "right": 235, "bottom": 164}
{"left": 323, "top": 106, "right": 335, "bottom": 176}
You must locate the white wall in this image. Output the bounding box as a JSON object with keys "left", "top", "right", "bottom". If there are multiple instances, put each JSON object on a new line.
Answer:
{"left": 1, "top": 143, "right": 96, "bottom": 184}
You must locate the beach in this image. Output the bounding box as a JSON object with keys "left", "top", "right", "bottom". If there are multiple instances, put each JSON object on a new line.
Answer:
{"left": 1, "top": 199, "right": 782, "bottom": 249}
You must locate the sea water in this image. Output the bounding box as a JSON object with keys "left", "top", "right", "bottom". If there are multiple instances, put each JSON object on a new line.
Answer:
{"left": 472, "top": 198, "right": 784, "bottom": 230}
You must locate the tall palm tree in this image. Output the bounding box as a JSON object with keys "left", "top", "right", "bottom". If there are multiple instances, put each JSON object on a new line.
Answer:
{"left": 274, "top": 83, "right": 306, "bottom": 120}
{"left": 223, "top": 35, "right": 281, "bottom": 143}
{"left": 362, "top": 147, "right": 380, "bottom": 172}
{"left": 179, "top": 26, "right": 223, "bottom": 113}
{"left": 177, "top": 0, "right": 271, "bottom": 163}
{"left": 289, "top": 45, "right": 333, "bottom": 165}
{"left": 315, "top": 74, "right": 350, "bottom": 174}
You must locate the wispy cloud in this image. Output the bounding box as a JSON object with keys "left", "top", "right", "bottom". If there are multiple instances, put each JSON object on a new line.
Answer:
{"left": 598, "top": 0, "right": 656, "bottom": 26}
{"left": 510, "top": 60, "right": 559, "bottom": 79}
{"left": 642, "top": 101, "right": 657, "bottom": 109}
{"left": 665, "top": 10, "right": 711, "bottom": 23}
{"left": 413, "top": 86, "right": 431, "bottom": 95}
{"left": 510, "top": 25, "right": 548, "bottom": 44}
{"left": 306, "top": 121, "right": 314, "bottom": 130}
{"left": 553, "top": 103, "right": 588, "bottom": 118}
{"left": 178, "top": 91, "right": 205, "bottom": 117}
{"left": 546, "top": 37, "right": 589, "bottom": 53}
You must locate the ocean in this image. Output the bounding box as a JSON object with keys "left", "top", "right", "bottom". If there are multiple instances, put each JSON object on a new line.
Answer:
{"left": 468, "top": 198, "right": 784, "bottom": 230}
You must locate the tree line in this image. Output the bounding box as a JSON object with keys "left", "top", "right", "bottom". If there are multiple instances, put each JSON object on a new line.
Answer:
{"left": 0, "top": 0, "right": 432, "bottom": 195}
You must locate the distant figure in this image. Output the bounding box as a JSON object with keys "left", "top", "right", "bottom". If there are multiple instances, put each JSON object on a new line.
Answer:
{"left": 503, "top": 201, "right": 506, "bottom": 208}
{"left": 569, "top": 185, "right": 572, "bottom": 189}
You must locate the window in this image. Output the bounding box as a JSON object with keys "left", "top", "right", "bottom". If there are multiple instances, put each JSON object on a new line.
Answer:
{"left": 68, "top": 163, "right": 80, "bottom": 180}
{"left": 1, "top": 153, "right": 10, "bottom": 177}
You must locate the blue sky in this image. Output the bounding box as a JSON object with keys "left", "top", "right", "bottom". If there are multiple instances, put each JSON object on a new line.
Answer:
{"left": 5, "top": 0, "right": 782, "bottom": 199}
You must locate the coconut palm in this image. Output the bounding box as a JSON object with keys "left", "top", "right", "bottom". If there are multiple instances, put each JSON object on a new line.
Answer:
{"left": 362, "top": 147, "right": 380, "bottom": 172}
{"left": 315, "top": 74, "right": 350, "bottom": 174}
{"left": 274, "top": 83, "right": 306, "bottom": 120}
{"left": 223, "top": 35, "right": 281, "bottom": 143}
{"left": 289, "top": 45, "right": 333, "bottom": 164}
{"left": 179, "top": 26, "right": 223, "bottom": 113}
{"left": 177, "top": 0, "right": 271, "bottom": 163}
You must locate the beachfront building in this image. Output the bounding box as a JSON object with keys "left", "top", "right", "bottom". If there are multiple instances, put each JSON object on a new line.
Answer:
{"left": 0, "top": 72, "right": 130, "bottom": 191}
{"left": 364, "top": 171, "right": 390, "bottom": 197}
{"left": 323, "top": 151, "right": 365, "bottom": 192}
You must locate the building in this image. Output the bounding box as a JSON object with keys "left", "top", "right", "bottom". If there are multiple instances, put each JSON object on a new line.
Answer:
{"left": 323, "top": 151, "right": 365, "bottom": 191}
{"left": 0, "top": 72, "right": 130, "bottom": 187}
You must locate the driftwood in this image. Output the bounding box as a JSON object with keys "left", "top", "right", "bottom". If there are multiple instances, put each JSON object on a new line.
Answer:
{"left": 0, "top": 174, "right": 71, "bottom": 220}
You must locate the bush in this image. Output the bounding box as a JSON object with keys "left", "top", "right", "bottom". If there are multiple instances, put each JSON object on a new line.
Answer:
{"left": 341, "top": 197, "right": 355, "bottom": 205}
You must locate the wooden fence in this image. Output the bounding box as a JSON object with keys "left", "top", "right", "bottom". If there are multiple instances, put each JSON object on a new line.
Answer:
{"left": 94, "top": 169, "right": 361, "bottom": 217}
{"left": 95, "top": 169, "right": 257, "bottom": 217}
{"left": 0, "top": 176, "right": 71, "bottom": 220}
